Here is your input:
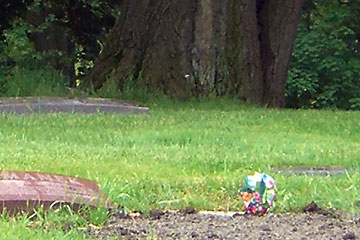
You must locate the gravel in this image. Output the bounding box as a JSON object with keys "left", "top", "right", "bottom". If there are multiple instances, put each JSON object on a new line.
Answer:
{"left": 85, "top": 205, "right": 360, "bottom": 240}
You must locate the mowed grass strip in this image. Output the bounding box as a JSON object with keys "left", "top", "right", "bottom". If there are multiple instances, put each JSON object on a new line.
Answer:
{"left": 0, "top": 98, "right": 359, "bottom": 213}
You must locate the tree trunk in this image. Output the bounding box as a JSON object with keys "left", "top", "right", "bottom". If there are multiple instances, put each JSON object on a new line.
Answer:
{"left": 258, "top": 0, "right": 304, "bottom": 107}
{"left": 85, "top": 0, "right": 303, "bottom": 107}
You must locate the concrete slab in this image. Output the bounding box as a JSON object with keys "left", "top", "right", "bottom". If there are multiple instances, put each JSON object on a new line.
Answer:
{"left": 274, "top": 165, "right": 346, "bottom": 176}
{"left": 0, "top": 97, "right": 149, "bottom": 114}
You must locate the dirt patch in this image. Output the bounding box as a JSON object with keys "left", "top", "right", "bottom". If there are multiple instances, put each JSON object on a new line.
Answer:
{"left": 83, "top": 206, "right": 360, "bottom": 240}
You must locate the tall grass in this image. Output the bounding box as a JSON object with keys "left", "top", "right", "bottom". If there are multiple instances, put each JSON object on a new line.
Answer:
{"left": 0, "top": 63, "right": 72, "bottom": 97}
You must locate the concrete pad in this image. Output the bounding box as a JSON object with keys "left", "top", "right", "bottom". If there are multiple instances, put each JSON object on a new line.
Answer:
{"left": 274, "top": 165, "right": 346, "bottom": 176}
{"left": 0, "top": 97, "right": 149, "bottom": 114}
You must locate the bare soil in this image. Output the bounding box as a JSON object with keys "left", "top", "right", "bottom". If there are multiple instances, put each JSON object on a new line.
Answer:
{"left": 85, "top": 205, "right": 360, "bottom": 240}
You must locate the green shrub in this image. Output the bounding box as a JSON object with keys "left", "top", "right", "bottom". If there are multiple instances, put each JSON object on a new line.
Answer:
{"left": 286, "top": 1, "right": 360, "bottom": 110}
{"left": 0, "top": 14, "right": 70, "bottom": 97}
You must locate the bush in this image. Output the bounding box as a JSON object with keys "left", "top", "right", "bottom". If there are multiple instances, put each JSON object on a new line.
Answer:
{"left": 0, "top": 17, "right": 70, "bottom": 97}
{"left": 286, "top": 1, "right": 360, "bottom": 110}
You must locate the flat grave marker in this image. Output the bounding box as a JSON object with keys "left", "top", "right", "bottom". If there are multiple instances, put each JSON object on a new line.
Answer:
{"left": 0, "top": 97, "right": 149, "bottom": 114}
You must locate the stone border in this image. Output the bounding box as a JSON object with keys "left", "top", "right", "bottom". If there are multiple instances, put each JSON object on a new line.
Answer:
{"left": 0, "top": 97, "right": 149, "bottom": 114}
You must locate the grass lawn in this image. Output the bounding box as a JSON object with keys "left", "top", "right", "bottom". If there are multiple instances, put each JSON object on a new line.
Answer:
{"left": 0, "top": 97, "right": 359, "bottom": 238}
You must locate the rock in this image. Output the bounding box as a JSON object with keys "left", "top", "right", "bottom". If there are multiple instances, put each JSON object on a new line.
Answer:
{"left": 343, "top": 232, "right": 356, "bottom": 240}
{"left": 112, "top": 210, "right": 127, "bottom": 218}
{"left": 113, "top": 226, "right": 129, "bottom": 235}
{"left": 232, "top": 212, "right": 242, "bottom": 218}
{"left": 207, "top": 233, "right": 220, "bottom": 239}
{"left": 303, "top": 201, "right": 319, "bottom": 212}
{"left": 302, "top": 201, "right": 336, "bottom": 217}
{"left": 150, "top": 209, "right": 164, "bottom": 219}
{"left": 259, "top": 224, "right": 271, "bottom": 232}
{"left": 184, "top": 206, "right": 196, "bottom": 214}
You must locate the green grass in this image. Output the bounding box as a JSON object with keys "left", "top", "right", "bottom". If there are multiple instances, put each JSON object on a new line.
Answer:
{"left": 0, "top": 97, "right": 359, "bottom": 238}
{"left": 0, "top": 206, "right": 88, "bottom": 240}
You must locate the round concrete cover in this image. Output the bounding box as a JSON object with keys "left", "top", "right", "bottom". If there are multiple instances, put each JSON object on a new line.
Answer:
{"left": 0, "top": 97, "right": 149, "bottom": 114}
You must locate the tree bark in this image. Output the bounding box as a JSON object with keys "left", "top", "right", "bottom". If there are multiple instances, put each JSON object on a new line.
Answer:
{"left": 85, "top": 0, "right": 303, "bottom": 107}
{"left": 258, "top": 0, "right": 304, "bottom": 107}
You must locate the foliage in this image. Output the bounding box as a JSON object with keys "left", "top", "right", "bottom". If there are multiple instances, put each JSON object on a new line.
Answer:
{"left": 0, "top": 206, "right": 88, "bottom": 239}
{"left": 0, "top": 200, "right": 111, "bottom": 239}
{"left": 2, "top": 66, "right": 69, "bottom": 97}
{"left": 0, "top": 18, "right": 70, "bottom": 97}
{"left": 286, "top": 0, "right": 360, "bottom": 109}
{"left": 0, "top": 0, "right": 117, "bottom": 95}
{"left": 86, "top": 207, "right": 109, "bottom": 226}
{"left": 96, "top": 71, "right": 151, "bottom": 102}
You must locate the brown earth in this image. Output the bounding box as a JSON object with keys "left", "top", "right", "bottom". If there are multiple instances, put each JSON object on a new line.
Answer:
{"left": 84, "top": 204, "right": 360, "bottom": 240}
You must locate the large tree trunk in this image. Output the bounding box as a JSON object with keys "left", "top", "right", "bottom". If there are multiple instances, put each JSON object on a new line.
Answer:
{"left": 85, "top": 0, "right": 303, "bottom": 107}
{"left": 258, "top": 0, "right": 304, "bottom": 106}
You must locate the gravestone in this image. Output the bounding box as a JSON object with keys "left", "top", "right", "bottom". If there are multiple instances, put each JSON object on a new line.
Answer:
{"left": 274, "top": 165, "right": 346, "bottom": 176}
{"left": 0, "top": 171, "right": 113, "bottom": 214}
